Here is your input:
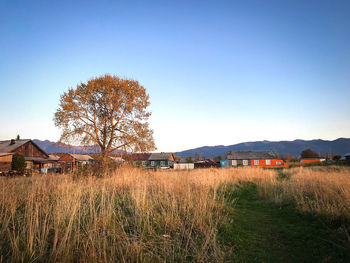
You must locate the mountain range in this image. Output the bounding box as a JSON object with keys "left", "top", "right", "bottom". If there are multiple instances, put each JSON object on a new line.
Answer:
{"left": 175, "top": 138, "right": 350, "bottom": 158}
{"left": 33, "top": 138, "right": 350, "bottom": 158}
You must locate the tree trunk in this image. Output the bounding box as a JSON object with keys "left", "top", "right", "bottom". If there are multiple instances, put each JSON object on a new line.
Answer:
{"left": 101, "top": 150, "right": 110, "bottom": 177}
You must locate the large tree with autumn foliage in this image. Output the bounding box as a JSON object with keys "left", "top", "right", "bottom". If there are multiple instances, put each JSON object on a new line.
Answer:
{"left": 54, "top": 74, "right": 156, "bottom": 166}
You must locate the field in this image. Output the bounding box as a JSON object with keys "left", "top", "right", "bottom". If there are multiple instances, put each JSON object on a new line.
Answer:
{"left": 0, "top": 166, "right": 350, "bottom": 262}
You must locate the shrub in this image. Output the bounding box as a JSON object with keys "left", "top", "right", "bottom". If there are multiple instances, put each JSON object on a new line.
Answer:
{"left": 11, "top": 153, "right": 26, "bottom": 173}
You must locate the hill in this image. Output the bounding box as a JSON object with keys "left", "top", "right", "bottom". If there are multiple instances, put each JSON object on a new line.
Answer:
{"left": 175, "top": 138, "right": 350, "bottom": 158}
{"left": 33, "top": 140, "right": 100, "bottom": 154}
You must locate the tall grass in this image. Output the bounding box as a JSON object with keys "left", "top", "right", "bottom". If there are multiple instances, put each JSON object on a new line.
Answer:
{"left": 257, "top": 166, "right": 350, "bottom": 222}
{"left": 0, "top": 166, "right": 349, "bottom": 262}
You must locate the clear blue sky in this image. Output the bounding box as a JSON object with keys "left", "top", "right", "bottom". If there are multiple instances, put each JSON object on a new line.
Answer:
{"left": 0, "top": 0, "right": 349, "bottom": 152}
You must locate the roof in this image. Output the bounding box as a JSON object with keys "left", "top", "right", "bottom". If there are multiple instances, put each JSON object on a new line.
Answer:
{"left": 25, "top": 157, "right": 52, "bottom": 163}
{"left": 128, "top": 153, "right": 151, "bottom": 161}
{"left": 0, "top": 139, "right": 31, "bottom": 153}
{"left": 70, "top": 154, "right": 93, "bottom": 161}
{"left": 0, "top": 153, "right": 14, "bottom": 157}
{"left": 0, "top": 139, "right": 49, "bottom": 158}
{"left": 148, "top": 152, "right": 174, "bottom": 161}
{"left": 226, "top": 151, "right": 276, "bottom": 160}
{"left": 109, "top": 156, "right": 124, "bottom": 162}
{"left": 48, "top": 154, "right": 60, "bottom": 161}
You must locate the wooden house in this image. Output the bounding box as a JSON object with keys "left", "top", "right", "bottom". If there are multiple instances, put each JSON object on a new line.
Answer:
{"left": 58, "top": 153, "right": 94, "bottom": 173}
{"left": 148, "top": 153, "right": 175, "bottom": 168}
{"left": 128, "top": 153, "right": 151, "bottom": 167}
{"left": 225, "top": 151, "right": 284, "bottom": 167}
{"left": 0, "top": 139, "right": 51, "bottom": 173}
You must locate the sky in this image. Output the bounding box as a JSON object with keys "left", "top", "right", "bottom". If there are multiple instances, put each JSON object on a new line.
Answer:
{"left": 0, "top": 0, "right": 349, "bottom": 152}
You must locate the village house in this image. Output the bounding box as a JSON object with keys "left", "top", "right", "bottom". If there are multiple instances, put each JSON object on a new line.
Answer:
{"left": 174, "top": 158, "right": 194, "bottom": 170}
{"left": 128, "top": 153, "right": 152, "bottom": 167}
{"left": 0, "top": 139, "right": 52, "bottom": 173}
{"left": 148, "top": 153, "right": 175, "bottom": 169}
{"left": 58, "top": 153, "right": 94, "bottom": 173}
{"left": 225, "top": 151, "right": 284, "bottom": 167}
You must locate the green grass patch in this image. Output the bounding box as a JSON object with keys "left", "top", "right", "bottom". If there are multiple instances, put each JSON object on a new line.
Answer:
{"left": 218, "top": 182, "right": 350, "bottom": 262}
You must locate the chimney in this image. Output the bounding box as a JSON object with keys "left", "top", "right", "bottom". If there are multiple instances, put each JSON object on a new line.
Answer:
{"left": 10, "top": 139, "right": 16, "bottom": 145}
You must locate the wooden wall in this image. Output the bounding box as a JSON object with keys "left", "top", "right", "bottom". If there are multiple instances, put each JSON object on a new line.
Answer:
{"left": 13, "top": 141, "right": 48, "bottom": 158}
{"left": 0, "top": 155, "right": 12, "bottom": 171}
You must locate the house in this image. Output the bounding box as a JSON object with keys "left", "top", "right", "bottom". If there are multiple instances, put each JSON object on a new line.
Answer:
{"left": 58, "top": 153, "right": 94, "bottom": 173}
{"left": 128, "top": 153, "right": 151, "bottom": 167}
{"left": 343, "top": 153, "right": 350, "bottom": 165}
{"left": 0, "top": 139, "right": 51, "bottom": 173}
{"left": 300, "top": 158, "right": 326, "bottom": 164}
{"left": 220, "top": 160, "right": 230, "bottom": 168}
{"left": 148, "top": 153, "right": 175, "bottom": 168}
{"left": 48, "top": 154, "right": 61, "bottom": 173}
{"left": 109, "top": 156, "right": 125, "bottom": 164}
{"left": 225, "top": 151, "right": 284, "bottom": 167}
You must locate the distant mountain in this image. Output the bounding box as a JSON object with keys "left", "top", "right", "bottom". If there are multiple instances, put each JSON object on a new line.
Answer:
{"left": 33, "top": 138, "right": 350, "bottom": 158}
{"left": 33, "top": 140, "right": 100, "bottom": 154}
{"left": 175, "top": 138, "right": 350, "bottom": 158}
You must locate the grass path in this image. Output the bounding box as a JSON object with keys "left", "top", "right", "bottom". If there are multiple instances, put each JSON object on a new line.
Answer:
{"left": 219, "top": 183, "right": 350, "bottom": 262}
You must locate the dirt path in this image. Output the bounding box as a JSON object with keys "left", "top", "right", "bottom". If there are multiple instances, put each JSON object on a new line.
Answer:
{"left": 219, "top": 183, "right": 349, "bottom": 262}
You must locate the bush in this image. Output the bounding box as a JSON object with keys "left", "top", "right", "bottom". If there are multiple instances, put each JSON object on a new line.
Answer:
{"left": 11, "top": 154, "right": 26, "bottom": 173}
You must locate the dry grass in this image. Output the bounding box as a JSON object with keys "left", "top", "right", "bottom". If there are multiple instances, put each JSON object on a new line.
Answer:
{"left": 258, "top": 166, "right": 350, "bottom": 221}
{"left": 0, "top": 166, "right": 349, "bottom": 262}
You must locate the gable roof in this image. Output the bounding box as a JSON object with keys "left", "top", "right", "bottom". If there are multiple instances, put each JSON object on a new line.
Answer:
{"left": 226, "top": 151, "right": 276, "bottom": 160}
{"left": 128, "top": 153, "right": 151, "bottom": 161}
{"left": 0, "top": 153, "right": 14, "bottom": 157}
{"left": 0, "top": 139, "right": 49, "bottom": 158}
{"left": 70, "top": 154, "right": 93, "bottom": 161}
{"left": 0, "top": 139, "right": 31, "bottom": 153}
{"left": 148, "top": 152, "right": 174, "bottom": 161}
{"left": 48, "top": 154, "right": 60, "bottom": 161}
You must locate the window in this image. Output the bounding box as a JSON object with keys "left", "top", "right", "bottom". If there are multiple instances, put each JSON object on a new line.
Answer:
{"left": 142, "top": 161, "right": 146, "bottom": 166}
{"left": 160, "top": 161, "right": 165, "bottom": 167}
{"left": 266, "top": 159, "right": 271, "bottom": 165}
{"left": 243, "top": 160, "right": 248, "bottom": 166}
{"left": 254, "top": 160, "right": 259, "bottom": 165}
{"left": 232, "top": 160, "right": 237, "bottom": 166}
{"left": 276, "top": 161, "right": 281, "bottom": 165}
{"left": 151, "top": 161, "right": 155, "bottom": 166}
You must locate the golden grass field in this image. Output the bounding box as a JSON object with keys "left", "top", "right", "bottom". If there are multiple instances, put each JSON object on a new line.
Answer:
{"left": 0, "top": 166, "right": 349, "bottom": 262}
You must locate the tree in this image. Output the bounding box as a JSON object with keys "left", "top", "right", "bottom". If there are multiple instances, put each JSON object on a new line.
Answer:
{"left": 213, "top": 155, "right": 223, "bottom": 162}
{"left": 274, "top": 152, "right": 282, "bottom": 159}
{"left": 300, "top": 148, "right": 319, "bottom": 159}
{"left": 186, "top": 156, "right": 194, "bottom": 163}
{"left": 285, "top": 152, "right": 293, "bottom": 161}
{"left": 11, "top": 153, "right": 26, "bottom": 173}
{"left": 54, "top": 74, "right": 156, "bottom": 172}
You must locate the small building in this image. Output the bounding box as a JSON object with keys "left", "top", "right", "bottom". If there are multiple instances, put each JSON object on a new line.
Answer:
{"left": 343, "top": 153, "right": 350, "bottom": 165}
{"left": 58, "top": 153, "right": 93, "bottom": 173}
{"left": 109, "top": 156, "right": 125, "bottom": 164}
{"left": 0, "top": 139, "right": 51, "bottom": 173}
{"left": 300, "top": 158, "right": 326, "bottom": 164}
{"left": 226, "top": 151, "right": 284, "bottom": 167}
{"left": 174, "top": 163, "right": 194, "bottom": 170}
{"left": 128, "top": 153, "right": 151, "bottom": 167}
{"left": 148, "top": 153, "right": 175, "bottom": 169}
{"left": 48, "top": 154, "right": 61, "bottom": 173}
{"left": 220, "top": 160, "right": 230, "bottom": 168}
